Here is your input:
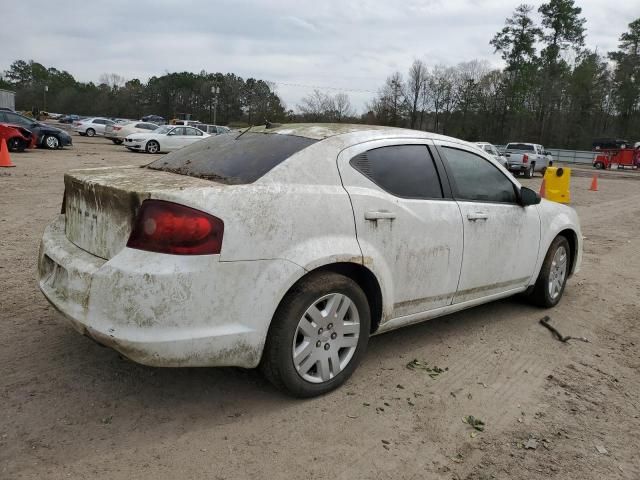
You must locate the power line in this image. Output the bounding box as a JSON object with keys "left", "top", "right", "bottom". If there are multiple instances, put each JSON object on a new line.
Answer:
{"left": 268, "top": 80, "right": 376, "bottom": 94}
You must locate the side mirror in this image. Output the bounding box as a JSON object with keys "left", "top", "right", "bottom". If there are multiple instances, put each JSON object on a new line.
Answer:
{"left": 519, "top": 186, "right": 541, "bottom": 206}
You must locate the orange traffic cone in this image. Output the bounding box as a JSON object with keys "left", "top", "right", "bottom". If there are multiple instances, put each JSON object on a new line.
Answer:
{"left": 539, "top": 177, "right": 546, "bottom": 198}
{"left": 0, "top": 138, "right": 16, "bottom": 167}
{"left": 589, "top": 173, "right": 598, "bottom": 191}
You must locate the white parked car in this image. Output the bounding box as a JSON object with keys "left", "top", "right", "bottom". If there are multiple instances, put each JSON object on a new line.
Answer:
{"left": 73, "top": 117, "right": 115, "bottom": 137}
{"left": 124, "top": 125, "right": 210, "bottom": 153}
{"left": 38, "top": 124, "right": 582, "bottom": 397}
{"left": 196, "top": 124, "right": 232, "bottom": 135}
{"left": 105, "top": 121, "right": 159, "bottom": 145}
{"left": 475, "top": 142, "right": 507, "bottom": 166}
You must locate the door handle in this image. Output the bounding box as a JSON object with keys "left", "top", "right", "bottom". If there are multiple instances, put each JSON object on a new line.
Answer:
{"left": 364, "top": 210, "right": 396, "bottom": 221}
{"left": 467, "top": 212, "right": 489, "bottom": 221}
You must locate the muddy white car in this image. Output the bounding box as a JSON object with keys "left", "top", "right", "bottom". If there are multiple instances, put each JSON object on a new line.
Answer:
{"left": 38, "top": 124, "right": 582, "bottom": 397}
{"left": 124, "top": 125, "right": 210, "bottom": 153}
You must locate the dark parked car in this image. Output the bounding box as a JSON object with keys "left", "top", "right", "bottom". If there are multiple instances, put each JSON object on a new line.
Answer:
{"left": 58, "top": 114, "right": 81, "bottom": 124}
{"left": 0, "top": 111, "right": 72, "bottom": 149}
{"left": 141, "top": 115, "right": 166, "bottom": 125}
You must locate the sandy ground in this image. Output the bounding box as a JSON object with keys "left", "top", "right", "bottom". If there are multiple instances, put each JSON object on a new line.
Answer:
{"left": 1, "top": 135, "right": 639, "bottom": 480}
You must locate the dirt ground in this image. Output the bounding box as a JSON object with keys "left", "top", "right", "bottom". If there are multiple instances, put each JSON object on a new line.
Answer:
{"left": 1, "top": 135, "right": 639, "bottom": 480}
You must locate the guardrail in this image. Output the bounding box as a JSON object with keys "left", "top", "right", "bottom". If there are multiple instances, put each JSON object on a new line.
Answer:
{"left": 546, "top": 149, "right": 595, "bottom": 165}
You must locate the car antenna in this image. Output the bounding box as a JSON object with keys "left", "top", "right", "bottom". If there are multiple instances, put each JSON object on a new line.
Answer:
{"left": 236, "top": 124, "right": 253, "bottom": 140}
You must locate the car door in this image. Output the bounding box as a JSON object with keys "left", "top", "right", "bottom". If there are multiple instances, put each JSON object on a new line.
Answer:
{"left": 92, "top": 119, "right": 106, "bottom": 135}
{"left": 183, "top": 127, "right": 205, "bottom": 146}
{"left": 338, "top": 140, "right": 463, "bottom": 319}
{"left": 435, "top": 141, "right": 541, "bottom": 303}
{"left": 164, "top": 127, "right": 185, "bottom": 149}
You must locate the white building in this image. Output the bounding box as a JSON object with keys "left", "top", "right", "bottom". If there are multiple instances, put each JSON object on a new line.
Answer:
{"left": 0, "top": 89, "right": 16, "bottom": 111}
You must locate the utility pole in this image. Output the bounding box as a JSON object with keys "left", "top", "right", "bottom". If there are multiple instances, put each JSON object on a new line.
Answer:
{"left": 43, "top": 85, "right": 48, "bottom": 114}
{"left": 211, "top": 85, "right": 220, "bottom": 125}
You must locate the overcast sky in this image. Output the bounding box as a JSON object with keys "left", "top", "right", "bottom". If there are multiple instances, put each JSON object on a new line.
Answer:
{"left": 2, "top": 0, "right": 638, "bottom": 112}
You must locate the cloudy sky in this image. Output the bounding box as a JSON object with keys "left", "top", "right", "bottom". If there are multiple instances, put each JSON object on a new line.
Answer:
{"left": 1, "top": 0, "right": 637, "bottom": 111}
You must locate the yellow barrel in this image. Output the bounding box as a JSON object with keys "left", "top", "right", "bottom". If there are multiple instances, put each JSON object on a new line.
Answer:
{"left": 543, "top": 167, "right": 571, "bottom": 204}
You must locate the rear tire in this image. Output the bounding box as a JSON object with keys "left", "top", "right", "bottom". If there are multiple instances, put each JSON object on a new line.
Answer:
{"left": 594, "top": 162, "right": 604, "bottom": 169}
{"left": 524, "top": 164, "right": 534, "bottom": 178}
{"left": 86, "top": 128, "right": 96, "bottom": 137}
{"left": 261, "top": 272, "right": 371, "bottom": 397}
{"left": 145, "top": 140, "right": 160, "bottom": 154}
{"left": 529, "top": 236, "right": 571, "bottom": 308}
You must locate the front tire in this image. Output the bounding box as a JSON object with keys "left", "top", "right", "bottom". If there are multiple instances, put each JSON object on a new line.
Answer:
{"left": 7, "top": 137, "right": 26, "bottom": 152}
{"left": 145, "top": 140, "right": 160, "bottom": 154}
{"left": 43, "top": 135, "right": 60, "bottom": 149}
{"left": 112, "top": 139, "right": 123, "bottom": 145}
{"left": 529, "top": 236, "right": 571, "bottom": 308}
{"left": 261, "top": 272, "right": 371, "bottom": 397}
{"left": 594, "top": 162, "right": 604, "bottom": 169}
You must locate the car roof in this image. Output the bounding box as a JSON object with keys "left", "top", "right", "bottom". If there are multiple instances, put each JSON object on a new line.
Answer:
{"left": 247, "top": 123, "right": 470, "bottom": 144}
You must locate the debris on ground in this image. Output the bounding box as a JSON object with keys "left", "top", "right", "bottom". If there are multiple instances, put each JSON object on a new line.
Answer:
{"left": 525, "top": 438, "right": 538, "bottom": 450}
{"left": 595, "top": 445, "right": 608, "bottom": 455}
{"left": 539, "top": 316, "right": 589, "bottom": 343}
{"left": 100, "top": 415, "right": 113, "bottom": 425}
{"left": 406, "top": 359, "right": 448, "bottom": 378}
{"left": 462, "top": 415, "right": 485, "bottom": 432}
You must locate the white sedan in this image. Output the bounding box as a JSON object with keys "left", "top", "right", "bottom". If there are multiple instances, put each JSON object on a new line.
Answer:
{"left": 38, "top": 124, "right": 582, "bottom": 397}
{"left": 73, "top": 117, "right": 115, "bottom": 137}
{"left": 124, "top": 125, "right": 210, "bottom": 153}
{"left": 105, "top": 121, "right": 160, "bottom": 145}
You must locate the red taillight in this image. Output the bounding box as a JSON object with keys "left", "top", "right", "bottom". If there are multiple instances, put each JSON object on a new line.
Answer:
{"left": 523, "top": 154, "right": 529, "bottom": 164}
{"left": 113, "top": 126, "right": 122, "bottom": 131}
{"left": 127, "top": 200, "right": 224, "bottom": 255}
{"left": 73, "top": 121, "right": 81, "bottom": 126}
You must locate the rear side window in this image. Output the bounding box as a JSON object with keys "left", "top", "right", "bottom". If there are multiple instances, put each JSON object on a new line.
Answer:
{"left": 442, "top": 147, "right": 516, "bottom": 203}
{"left": 350, "top": 145, "right": 443, "bottom": 199}
{"left": 148, "top": 132, "right": 317, "bottom": 184}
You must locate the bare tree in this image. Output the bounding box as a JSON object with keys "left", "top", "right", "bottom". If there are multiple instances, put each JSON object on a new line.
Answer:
{"left": 407, "top": 60, "right": 428, "bottom": 129}
{"left": 333, "top": 93, "right": 355, "bottom": 122}
{"left": 99, "top": 73, "right": 126, "bottom": 90}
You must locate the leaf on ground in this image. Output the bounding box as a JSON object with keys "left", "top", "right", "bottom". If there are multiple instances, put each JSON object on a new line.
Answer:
{"left": 406, "top": 359, "right": 447, "bottom": 378}
{"left": 462, "top": 415, "right": 485, "bottom": 431}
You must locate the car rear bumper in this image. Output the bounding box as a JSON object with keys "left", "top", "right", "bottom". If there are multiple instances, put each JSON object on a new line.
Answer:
{"left": 38, "top": 215, "right": 303, "bottom": 368}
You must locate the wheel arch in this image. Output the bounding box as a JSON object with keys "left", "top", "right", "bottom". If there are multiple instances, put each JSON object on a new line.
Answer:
{"left": 274, "top": 262, "right": 384, "bottom": 335}
{"left": 557, "top": 228, "right": 579, "bottom": 276}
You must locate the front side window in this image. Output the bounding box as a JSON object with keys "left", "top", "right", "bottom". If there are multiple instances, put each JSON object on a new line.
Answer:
{"left": 442, "top": 147, "right": 517, "bottom": 203}
{"left": 350, "top": 144, "right": 443, "bottom": 199}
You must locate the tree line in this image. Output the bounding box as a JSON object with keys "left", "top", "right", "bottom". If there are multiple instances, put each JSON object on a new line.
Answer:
{"left": 0, "top": 62, "right": 287, "bottom": 126}
{"left": 363, "top": 2, "right": 640, "bottom": 148}
{"left": 1, "top": 0, "right": 638, "bottom": 148}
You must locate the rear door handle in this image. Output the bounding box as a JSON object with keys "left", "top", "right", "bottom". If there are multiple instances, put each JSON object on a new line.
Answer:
{"left": 364, "top": 210, "right": 396, "bottom": 221}
{"left": 467, "top": 212, "right": 489, "bottom": 221}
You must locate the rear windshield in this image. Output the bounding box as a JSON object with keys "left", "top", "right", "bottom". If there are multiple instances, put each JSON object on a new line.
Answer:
{"left": 147, "top": 132, "right": 317, "bottom": 184}
{"left": 506, "top": 143, "right": 534, "bottom": 151}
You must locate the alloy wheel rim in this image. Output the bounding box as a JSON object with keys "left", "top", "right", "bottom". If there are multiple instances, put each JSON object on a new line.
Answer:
{"left": 548, "top": 246, "right": 568, "bottom": 300}
{"left": 292, "top": 293, "right": 360, "bottom": 384}
{"left": 148, "top": 142, "right": 158, "bottom": 153}
{"left": 46, "top": 136, "right": 58, "bottom": 148}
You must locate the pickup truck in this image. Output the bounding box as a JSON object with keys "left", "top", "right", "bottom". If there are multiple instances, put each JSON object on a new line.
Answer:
{"left": 504, "top": 143, "right": 552, "bottom": 178}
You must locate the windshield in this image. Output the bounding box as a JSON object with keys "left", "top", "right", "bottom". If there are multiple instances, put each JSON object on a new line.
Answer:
{"left": 147, "top": 132, "right": 317, "bottom": 184}
{"left": 154, "top": 125, "right": 172, "bottom": 134}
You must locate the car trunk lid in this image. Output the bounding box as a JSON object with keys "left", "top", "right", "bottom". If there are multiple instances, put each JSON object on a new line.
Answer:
{"left": 63, "top": 165, "right": 220, "bottom": 259}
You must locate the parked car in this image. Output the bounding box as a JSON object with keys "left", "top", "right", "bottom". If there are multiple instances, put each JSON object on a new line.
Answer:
{"left": 195, "top": 124, "right": 231, "bottom": 135}
{"left": 0, "top": 111, "right": 72, "bottom": 149}
{"left": 38, "top": 124, "right": 582, "bottom": 397}
{"left": 504, "top": 142, "right": 552, "bottom": 178}
{"left": 0, "top": 123, "right": 36, "bottom": 152}
{"left": 124, "top": 125, "right": 210, "bottom": 153}
{"left": 59, "top": 114, "right": 81, "bottom": 124}
{"left": 475, "top": 142, "right": 507, "bottom": 166}
{"left": 141, "top": 115, "right": 166, "bottom": 125}
{"left": 73, "top": 117, "right": 116, "bottom": 137}
{"left": 105, "top": 121, "right": 159, "bottom": 145}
